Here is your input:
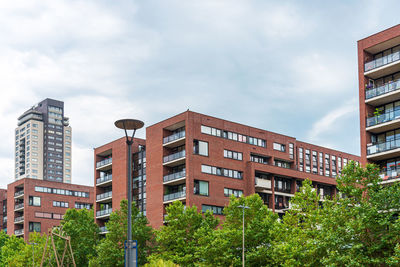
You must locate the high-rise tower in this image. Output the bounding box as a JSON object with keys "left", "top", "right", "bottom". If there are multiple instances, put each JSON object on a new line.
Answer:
{"left": 15, "top": 98, "right": 72, "bottom": 183}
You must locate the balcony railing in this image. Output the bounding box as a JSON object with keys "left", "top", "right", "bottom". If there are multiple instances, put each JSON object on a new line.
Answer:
{"left": 96, "top": 191, "right": 112, "bottom": 201}
{"left": 367, "top": 139, "right": 400, "bottom": 155}
{"left": 14, "top": 216, "right": 24, "bottom": 223}
{"left": 366, "top": 109, "right": 400, "bottom": 127}
{"left": 365, "top": 79, "right": 400, "bottom": 100}
{"left": 380, "top": 167, "right": 400, "bottom": 181}
{"left": 96, "top": 174, "right": 112, "bottom": 185}
{"left": 96, "top": 208, "right": 112, "bottom": 217}
{"left": 3, "top": 216, "right": 7, "bottom": 223}
{"left": 14, "top": 229, "right": 24, "bottom": 235}
{"left": 163, "top": 169, "right": 186, "bottom": 183}
{"left": 14, "top": 190, "right": 24, "bottom": 197}
{"left": 163, "top": 190, "right": 186, "bottom": 202}
{"left": 163, "top": 150, "right": 185, "bottom": 163}
{"left": 14, "top": 203, "right": 24, "bottom": 210}
{"left": 99, "top": 226, "right": 108, "bottom": 233}
{"left": 163, "top": 130, "right": 185, "bottom": 144}
{"left": 96, "top": 158, "right": 112, "bottom": 168}
{"left": 365, "top": 51, "right": 400, "bottom": 72}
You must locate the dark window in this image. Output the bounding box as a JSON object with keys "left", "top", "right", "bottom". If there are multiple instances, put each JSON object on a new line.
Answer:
{"left": 29, "top": 196, "right": 41, "bottom": 206}
{"left": 29, "top": 222, "right": 41, "bottom": 232}
{"left": 193, "top": 140, "right": 208, "bottom": 156}
{"left": 194, "top": 180, "right": 209, "bottom": 196}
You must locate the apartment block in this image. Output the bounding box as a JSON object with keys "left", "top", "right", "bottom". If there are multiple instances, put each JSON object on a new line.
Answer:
{"left": 7, "top": 178, "right": 93, "bottom": 240}
{"left": 95, "top": 111, "right": 359, "bottom": 229}
{"left": 358, "top": 24, "right": 400, "bottom": 183}
{"left": 94, "top": 137, "right": 146, "bottom": 234}
{"left": 15, "top": 98, "right": 72, "bottom": 183}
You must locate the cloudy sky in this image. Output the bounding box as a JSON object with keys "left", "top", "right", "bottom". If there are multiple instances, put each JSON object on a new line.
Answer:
{"left": 0, "top": 0, "right": 398, "bottom": 188}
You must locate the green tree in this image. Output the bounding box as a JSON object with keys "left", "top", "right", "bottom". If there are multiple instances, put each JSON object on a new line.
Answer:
{"left": 60, "top": 208, "right": 99, "bottom": 267}
{"left": 0, "top": 231, "right": 8, "bottom": 265}
{"left": 151, "top": 200, "right": 219, "bottom": 266}
{"left": 198, "top": 194, "right": 278, "bottom": 267}
{"left": 89, "top": 199, "right": 153, "bottom": 267}
{"left": 1, "top": 234, "right": 26, "bottom": 266}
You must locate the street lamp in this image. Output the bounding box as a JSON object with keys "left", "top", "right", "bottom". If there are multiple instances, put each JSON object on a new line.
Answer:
{"left": 237, "top": 205, "right": 250, "bottom": 267}
{"left": 28, "top": 242, "right": 37, "bottom": 267}
{"left": 115, "top": 119, "right": 144, "bottom": 267}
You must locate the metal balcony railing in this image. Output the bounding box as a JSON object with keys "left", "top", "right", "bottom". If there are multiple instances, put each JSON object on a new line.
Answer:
{"left": 366, "top": 109, "right": 400, "bottom": 127}
{"left": 99, "top": 226, "right": 108, "bottom": 233}
{"left": 96, "top": 174, "right": 112, "bottom": 185}
{"left": 14, "top": 229, "right": 24, "bottom": 235}
{"left": 14, "top": 203, "right": 24, "bottom": 210}
{"left": 163, "top": 150, "right": 185, "bottom": 163}
{"left": 365, "top": 79, "right": 400, "bottom": 100}
{"left": 367, "top": 139, "right": 400, "bottom": 155}
{"left": 96, "top": 191, "right": 112, "bottom": 201}
{"left": 14, "top": 216, "right": 24, "bottom": 223}
{"left": 163, "top": 190, "right": 186, "bottom": 202}
{"left": 96, "top": 208, "right": 112, "bottom": 217}
{"left": 96, "top": 158, "right": 112, "bottom": 168}
{"left": 163, "top": 130, "right": 185, "bottom": 144}
{"left": 365, "top": 51, "right": 400, "bottom": 72}
{"left": 14, "top": 190, "right": 24, "bottom": 197}
{"left": 163, "top": 169, "right": 186, "bottom": 183}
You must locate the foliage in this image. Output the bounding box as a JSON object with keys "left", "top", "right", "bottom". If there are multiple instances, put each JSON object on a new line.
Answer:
{"left": 198, "top": 194, "right": 278, "bottom": 267}
{"left": 89, "top": 199, "right": 153, "bottom": 267}
{"left": 151, "top": 200, "right": 219, "bottom": 266}
{"left": 143, "top": 258, "right": 179, "bottom": 267}
{"left": 60, "top": 208, "right": 100, "bottom": 267}
{"left": 0, "top": 231, "right": 8, "bottom": 265}
{"left": 1, "top": 234, "right": 28, "bottom": 266}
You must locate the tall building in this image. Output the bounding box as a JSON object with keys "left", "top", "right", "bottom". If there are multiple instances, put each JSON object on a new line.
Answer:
{"left": 94, "top": 111, "right": 360, "bottom": 229}
{"left": 15, "top": 98, "right": 72, "bottom": 183}
{"left": 358, "top": 25, "right": 400, "bottom": 182}
{"left": 0, "top": 189, "right": 7, "bottom": 233}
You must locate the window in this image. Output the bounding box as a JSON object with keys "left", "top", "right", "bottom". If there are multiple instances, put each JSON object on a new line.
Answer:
{"left": 33, "top": 123, "right": 38, "bottom": 128}
{"left": 273, "top": 143, "right": 286, "bottom": 152}
{"left": 29, "top": 222, "right": 41, "bottom": 232}
{"left": 29, "top": 196, "right": 41, "bottom": 206}
{"left": 53, "top": 201, "right": 69, "bottom": 208}
{"left": 275, "top": 177, "right": 292, "bottom": 193}
{"left": 201, "top": 125, "right": 266, "bottom": 147}
{"left": 201, "top": 164, "right": 243, "bottom": 179}
{"left": 193, "top": 140, "right": 208, "bottom": 156}
{"left": 224, "top": 149, "right": 243, "bottom": 160}
{"left": 194, "top": 180, "right": 209, "bottom": 196}
{"left": 250, "top": 154, "right": 269, "bottom": 164}
{"left": 202, "top": 204, "right": 224, "bottom": 215}
{"left": 224, "top": 188, "right": 243, "bottom": 197}
{"left": 289, "top": 143, "right": 294, "bottom": 159}
{"left": 274, "top": 160, "right": 291, "bottom": 169}
{"left": 75, "top": 202, "right": 92, "bottom": 210}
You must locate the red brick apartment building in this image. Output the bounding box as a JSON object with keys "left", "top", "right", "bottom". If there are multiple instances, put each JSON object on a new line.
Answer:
{"left": 358, "top": 24, "right": 400, "bottom": 183}
{"left": 94, "top": 111, "right": 360, "bottom": 229}
{"left": 5, "top": 178, "right": 93, "bottom": 240}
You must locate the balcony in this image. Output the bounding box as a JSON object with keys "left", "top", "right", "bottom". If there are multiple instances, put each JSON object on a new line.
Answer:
{"left": 163, "top": 130, "right": 186, "bottom": 148}
{"left": 3, "top": 216, "right": 7, "bottom": 223}
{"left": 367, "top": 139, "right": 400, "bottom": 161}
{"left": 96, "top": 158, "right": 112, "bottom": 171}
{"left": 14, "top": 229, "right": 24, "bottom": 236}
{"left": 163, "top": 170, "right": 186, "bottom": 185}
{"left": 365, "top": 80, "right": 400, "bottom": 106}
{"left": 14, "top": 190, "right": 24, "bottom": 198}
{"left": 366, "top": 109, "right": 400, "bottom": 133}
{"left": 255, "top": 178, "right": 272, "bottom": 191}
{"left": 99, "top": 226, "right": 108, "bottom": 234}
{"left": 163, "top": 150, "right": 186, "bottom": 167}
{"left": 96, "top": 191, "right": 112, "bottom": 203}
{"left": 96, "top": 208, "right": 112, "bottom": 219}
{"left": 379, "top": 167, "right": 400, "bottom": 184}
{"left": 14, "top": 216, "right": 24, "bottom": 224}
{"left": 364, "top": 51, "right": 400, "bottom": 79}
{"left": 96, "top": 174, "right": 112, "bottom": 187}
{"left": 14, "top": 203, "right": 24, "bottom": 211}
{"left": 163, "top": 190, "right": 186, "bottom": 203}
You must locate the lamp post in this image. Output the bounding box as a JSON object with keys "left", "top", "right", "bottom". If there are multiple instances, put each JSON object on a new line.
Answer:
{"left": 115, "top": 119, "right": 144, "bottom": 267}
{"left": 237, "top": 205, "right": 249, "bottom": 267}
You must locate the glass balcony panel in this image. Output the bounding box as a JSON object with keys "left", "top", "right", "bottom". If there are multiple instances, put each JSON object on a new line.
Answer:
{"left": 96, "top": 158, "right": 112, "bottom": 168}
{"left": 365, "top": 51, "right": 400, "bottom": 72}
{"left": 163, "top": 130, "right": 185, "bottom": 144}
{"left": 96, "top": 174, "right": 112, "bottom": 185}
{"left": 368, "top": 139, "right": 400, "bottom": 155}
{"left": 365, "top": 80, "right": 400, "bottom": 100}
{"left": 163, "top": 169, "right": 186, "bottom": 183}
{"left": 96, "top": 191, "right": 112, "bottom": 201}
{"left": 96, "top": 208, "right": 112, "bottom": 217}
{"left": 163, "top": 190, "right": 186, "bottom": 202}
{"left": 163, "top": 150, "right": 186, "bottom": 163}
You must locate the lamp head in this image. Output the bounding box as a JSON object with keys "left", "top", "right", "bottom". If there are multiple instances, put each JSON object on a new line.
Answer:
{"left": 114, "top": 119, "right": 144, "bottom": 130}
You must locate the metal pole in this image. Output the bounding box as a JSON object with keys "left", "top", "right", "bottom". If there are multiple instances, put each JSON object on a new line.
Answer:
{"left": 33, "top": 244, "right": 34, "bottom": 267}
{"left": 127, "top": 138, "right": 133, "bottom": 267}
{"left": 140, "top": 146, "right": 144, "bottom": 213}
{"left": 242, "top": 205, "right": 245, "bottom": 267}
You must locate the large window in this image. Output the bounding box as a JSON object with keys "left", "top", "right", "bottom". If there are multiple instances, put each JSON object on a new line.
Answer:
{"left": 250, "top": 154, "right": 269, "bottom": 164}
{"left": 29, "top": 196, "right": 41, "bottom": 207}
{"left": 273, "top": 142, "right": 286, "bottom": 152}
{"left": 35, "top": 186, "right": 89, "bottom": 198}
{"left": 53, "top": 201, "right": 69, "bottom": 208}
{"left": 29, "top": 222, "right": 41, "bottom": 232}
{"left": 202, "top": 205, "right": 224, "bottom": 215}
{"left": 194, "top": 180, "right": 209, "bottom": 196}
{"left": 224, "top": 188, "right": 243, "bottom": 198}
{"left": 201, "top": 125, "right": 266, "bottom": 147}
{"left": 201, "top": 164, "right": 243, "bottom": 179}
{"left": 274, "top": 177, "right": 292, "bottom": 193}
{"left": 274, "top": 160, "right": 290, "bottom": 169}
{"left": 224, "top": 149, "right": 243, "bottom": 160}
{"left": 193, "top": 140, "right": 208, "bottom": 156}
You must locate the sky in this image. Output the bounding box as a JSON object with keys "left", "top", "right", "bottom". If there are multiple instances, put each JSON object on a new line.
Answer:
{"left": 0, "top": 0, "right": 399, "bottom": 188}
